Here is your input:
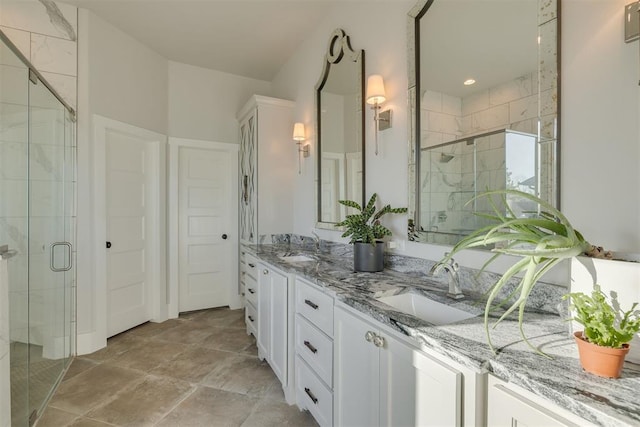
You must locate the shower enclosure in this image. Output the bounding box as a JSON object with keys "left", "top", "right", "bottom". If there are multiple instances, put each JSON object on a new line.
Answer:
{"left": 418, "top": 129, "right": 538, "bottom": 245}
{"left": 0, "top": 31, "right": 76, "bottom": 426}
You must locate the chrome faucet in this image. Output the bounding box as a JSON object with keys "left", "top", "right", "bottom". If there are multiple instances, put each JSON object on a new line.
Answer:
{"left": 429, "top": 252, "right": 464, "bottom": 300}
{"left": 311, "top": 231, "right": 321, "bottom": 253}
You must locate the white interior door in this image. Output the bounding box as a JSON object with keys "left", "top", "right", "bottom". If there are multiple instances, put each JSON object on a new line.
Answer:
{"left": 106, "top": 131, "right": 153, "bottom": 337}
{"left": 178, "top": 146, "right": 234, "bottom": 312}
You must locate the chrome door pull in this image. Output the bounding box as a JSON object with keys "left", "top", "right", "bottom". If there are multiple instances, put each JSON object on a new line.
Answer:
{"left": 50, "top": 242, "right": 72, "bottom": 272}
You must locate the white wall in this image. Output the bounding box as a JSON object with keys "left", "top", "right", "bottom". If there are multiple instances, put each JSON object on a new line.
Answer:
{"left": 271, "top": 0, "right": 640, "bottom": 268}
{"left": 168, "top": 61, "right": 271, "bottom": 143}
{"left": 271, "top": 1, "right": 414, "bottom": 242}
{"left": 76, "top": 9, "right": 169, "bottom": 352}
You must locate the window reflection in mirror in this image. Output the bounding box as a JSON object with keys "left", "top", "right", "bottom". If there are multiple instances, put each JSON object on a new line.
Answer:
{"left": 316, "top": 29, "right": 365, "bottom": 228}
{"left": 408, "top": 0, "right": 559, "bottom": 245}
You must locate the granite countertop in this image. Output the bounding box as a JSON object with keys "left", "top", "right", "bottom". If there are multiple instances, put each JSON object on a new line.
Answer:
{"left": 244, "top": 242, "right": 640, "bottom": 427}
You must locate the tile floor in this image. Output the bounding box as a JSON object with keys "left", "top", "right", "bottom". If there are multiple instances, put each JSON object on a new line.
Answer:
{"left": 37, "top": 308, "right": 318, "bottom": 427}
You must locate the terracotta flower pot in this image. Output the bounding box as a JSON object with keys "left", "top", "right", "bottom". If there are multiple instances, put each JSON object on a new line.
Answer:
{"left": 573, "top": 331, "right": 630, "bottom": 378}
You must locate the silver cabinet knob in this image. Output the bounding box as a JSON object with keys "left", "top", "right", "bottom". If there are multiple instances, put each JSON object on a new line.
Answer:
{"left": 365, "top": 331, "right": 375, "bottom": 342}
{"left": 373, "top": 335, "right": 385, "bottom": 348}
{"left": 263, "top": 269, "right": 269, "bottom": 275}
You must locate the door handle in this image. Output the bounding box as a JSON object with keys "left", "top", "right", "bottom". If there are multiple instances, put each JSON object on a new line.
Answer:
{"left": 222, "top": 234, "right": 228, "bottom": 240}
{"left": 50, "top": 242, "right": 72, "bottom": 272}
{"left": 106, "top": 241, "right": 111, "bottom": 249}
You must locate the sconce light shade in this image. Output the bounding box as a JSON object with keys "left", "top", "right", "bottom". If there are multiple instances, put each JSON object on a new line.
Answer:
{"left": 293, "top": 122, "right": 306, "bottom": 141}
{"left": 366, "top": 74, "right": 386, "bottom": 105}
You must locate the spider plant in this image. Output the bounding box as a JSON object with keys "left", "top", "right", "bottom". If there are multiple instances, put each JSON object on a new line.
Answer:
{"left": 440, "top": 189, "right": 607, "bottom": 357}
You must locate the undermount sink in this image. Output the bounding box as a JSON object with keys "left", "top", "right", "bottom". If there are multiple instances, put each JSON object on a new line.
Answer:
{"left": 278, "top": 255, "right": 316, "bottom": 263}
{"left": 377, "top": 293, "right": 477, "bottom": 326}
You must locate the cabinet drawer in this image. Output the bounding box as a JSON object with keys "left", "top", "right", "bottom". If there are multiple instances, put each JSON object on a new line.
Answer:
{"left": 245, "top": 253, "right": 259, "bottom": 280}
{"left": 296, "top": 356, "right": 332, "bottom": 427}
{"left": 296, "top": 279, "right": 334, "bottom": 336}
{"left": 245, "top": 275, "right": 258, "bottom": 307}
{"left": 245, "top": 302, "right": 257, "bottom": 337}
{"left": 295, "top": 315, "right": 333, "bottom": 387}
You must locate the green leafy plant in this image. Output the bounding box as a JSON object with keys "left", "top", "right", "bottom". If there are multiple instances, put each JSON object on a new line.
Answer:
{"left": 440, "top": 189, "right": 610, "bottom": 356}
{"left": 336, "top": 193, "right": 407, "bottom": 244}
{"left": 564, "top": 286, "right": 640, "bottom": 348}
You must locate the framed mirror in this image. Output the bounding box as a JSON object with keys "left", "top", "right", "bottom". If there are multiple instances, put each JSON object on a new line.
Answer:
{"left": 407, "top": 0, "right": 559, "bottom": 246}
{"left": 316, "top": 28, "right": 365, "bottom": 229}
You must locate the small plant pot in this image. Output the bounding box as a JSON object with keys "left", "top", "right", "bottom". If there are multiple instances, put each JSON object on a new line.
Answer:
{"left": 354, "top": 241, "right": 385, "bottom": 272}
{"left": 573, "top": 331, "right": 630, "bottom": 378}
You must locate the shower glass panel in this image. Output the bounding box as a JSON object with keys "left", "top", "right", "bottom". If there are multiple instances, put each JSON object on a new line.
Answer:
{"left": 0, "top": 32, "right": 75, "bottom": 426}
{"left": 27, "top": 74, "right": 74, "bottom": 423}
{"left": 418, "top": 130, "right": 537, "bottom": 246}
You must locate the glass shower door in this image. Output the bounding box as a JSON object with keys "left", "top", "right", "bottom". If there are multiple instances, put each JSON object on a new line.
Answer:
{"left": 26, "top": 72, "right": 73, "bottom": 422}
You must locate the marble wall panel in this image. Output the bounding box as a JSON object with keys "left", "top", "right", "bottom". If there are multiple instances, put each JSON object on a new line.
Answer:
{"left": 461, "top": 89, "right": 490, "bottom": 117}
{"left": 39, "top": 71, "right": 76, "bottom": 109}
{"left": 31, "top": 33, "right": 76, "bottom": 76}
{"left": 0, "top": 0, "right": 77, "bottom": 41}
{"left": 489, "top": 73, "right": 534, "bottom": 106}
{"left": 0, "top": 26, "right": 29, "bottom": 65}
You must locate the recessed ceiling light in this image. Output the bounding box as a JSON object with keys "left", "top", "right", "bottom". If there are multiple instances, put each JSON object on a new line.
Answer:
{"left": 463, "top": 79, "right": 476, "bottom": 86}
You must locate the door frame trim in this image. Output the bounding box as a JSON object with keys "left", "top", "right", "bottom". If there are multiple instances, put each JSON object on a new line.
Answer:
{"left": 93, "top": 115, "right": 167, "bottom": 344}
{"left": 168, "top": 137, "right": 240, "bottom": 318}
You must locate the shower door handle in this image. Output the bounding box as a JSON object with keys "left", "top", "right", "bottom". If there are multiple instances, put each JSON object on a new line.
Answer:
{"left": 50, "top": 242, "right": 72, "bottom": 272}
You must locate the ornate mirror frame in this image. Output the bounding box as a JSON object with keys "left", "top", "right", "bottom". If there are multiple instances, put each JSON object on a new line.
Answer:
{"left": 315, "top": 28, "right": 366, "bottom": 230}
{"left": 407, "top": 0, "right": 561, "bottom": 245}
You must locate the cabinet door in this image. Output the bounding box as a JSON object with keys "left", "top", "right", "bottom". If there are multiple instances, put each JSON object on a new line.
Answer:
{"left": 257, "top": 264, "right": 270, "bottom": 360}
{"left": 334, "top": 306, "right": 379, "bottom": 427}
{"left": 239, "top": 110, "right": 257, "bottom": 243}
{"left": 379, "top": 334, "right": 419, "bottom": 427}
{"left": 411, "top": 347, "right": 462, "bottom": 427}
{"left": 269, "top": 267, "right": 288, "bottom": 385}
{"left": 488, "top": 377, "right": 582, "bottom": 427}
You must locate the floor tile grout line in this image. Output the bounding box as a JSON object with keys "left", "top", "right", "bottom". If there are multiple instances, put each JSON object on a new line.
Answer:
{"left": 151, "top": 383, "right": 200, "bottom": 427}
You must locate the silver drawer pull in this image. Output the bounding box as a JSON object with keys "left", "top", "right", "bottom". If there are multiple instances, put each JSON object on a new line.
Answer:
{"left": 248, "top": 315, "right": 255, "bottom": 322}
{"left": 248, "top": 288, "right": 255, "bottom": 294}
{"left": 304, "top": 387, "right": 318, "bottom": 404}
{"left": 248, "top": 263, "right": 255, "bottom": 268}
{"left": 373, "top": 335, "right": 385, "bottom": 348}
{"left": 365, "top": 331, "right": 375, "bottom": 342}
{"left": 304, "top": 340, "right": 318, "bottom": 354}
{"left": 304, "top": 299, "right": 318, "bottom": 310}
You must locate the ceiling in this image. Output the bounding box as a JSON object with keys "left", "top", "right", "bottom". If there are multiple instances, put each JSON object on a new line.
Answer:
{"left": 66, "top": 0, "right": 340, "bottom": 81}
{"left": 420, "top": 0, "right": 538, "bottom": 98}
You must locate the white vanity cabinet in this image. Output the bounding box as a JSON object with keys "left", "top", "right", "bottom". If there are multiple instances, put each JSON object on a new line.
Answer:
{"left": 487, "top": 375, "right": 596, "bottom": 427}
{"left": 294, "top": 278, "right": 335, "bottom": 427}
{"left": 334, "top": 302, "right": 482, "bottom": 427}
{"left": 257, "top": 262, "right": 289, "bottom": 385}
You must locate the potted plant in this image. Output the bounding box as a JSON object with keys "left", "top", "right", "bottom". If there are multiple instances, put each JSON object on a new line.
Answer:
{"left": 563, "top": 286, "right": 640, "bottom": 378}
{"left": 336, "top": 193, "right": 407, "bottom": 272}
{"left": 439, "top": 189, "right": 611, "bottom": 356}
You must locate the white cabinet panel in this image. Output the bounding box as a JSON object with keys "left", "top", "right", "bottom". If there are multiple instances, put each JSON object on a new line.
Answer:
{"left": 334, "top": 306, "right": 379, "bottom": 427}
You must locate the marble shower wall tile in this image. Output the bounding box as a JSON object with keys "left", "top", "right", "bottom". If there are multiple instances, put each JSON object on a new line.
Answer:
{"left": 31, "top": 33, "right": 76, "bottom": 76}
{"left": 40, "top": 71, "right": 76, "bottom": 109}
{"left": 0, "top": 26, "right": 30, "bottom": 65}
{"left": 0, "top": 0, "right": 77, "bottom": 41}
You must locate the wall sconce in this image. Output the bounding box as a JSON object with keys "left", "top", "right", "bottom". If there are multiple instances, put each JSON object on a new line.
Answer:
{"left": 366, "top": 74, "right": 392, "bottom": 155}
{"left": 293, "top": 122, "right": 309, "bottom": 174}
